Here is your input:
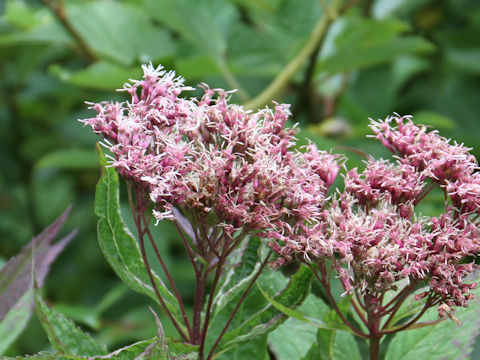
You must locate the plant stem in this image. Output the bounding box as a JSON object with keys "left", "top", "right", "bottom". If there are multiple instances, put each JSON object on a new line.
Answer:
{"left": 142, "top": 212, "right": 193, "bottom": 340}
{"left": 43, "top": 0, "right": 97, "bottom": 62}
{"left": 199, "top": 239, "right": 228, "bottom": 358}
{"left": 369, "top": 334, "right": 381, "bottom": 360}
{"left": 308, "top": 263, "right": 367, "bottom": 338}
{"left": 193, "top": 265, "right": 207, "bottom": 345}
{"left": 131, "top": 192, "right": 188, "bottom": 341}
{"left": 243, "top": 0, "right": 341, "bottom": 110}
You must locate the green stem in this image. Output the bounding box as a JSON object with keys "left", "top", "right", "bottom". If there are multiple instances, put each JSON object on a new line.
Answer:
{"left": 243, "top": 0, "right": 340, "bottom": 110}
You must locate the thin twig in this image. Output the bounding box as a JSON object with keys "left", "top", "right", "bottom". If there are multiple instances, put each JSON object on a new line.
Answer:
{"left": 199, "top": 241, "right": 229, "bottom": 356}
{"left": 131, "top": 193, "right": 188, "bottom": 341}
{"left": 381, "top": 296, "right": 435, "bottom": 335}
{"left": 43, "top": 0, "right": 97, "bottom": 62}
{"left": 142, "top": 212, "right": 194, "bottom": 340}
{"left": 308, "top": 263, "right": 368, "bottom": 339}
{"left": 174, "top": 220, "right": 200, "bottom": 275}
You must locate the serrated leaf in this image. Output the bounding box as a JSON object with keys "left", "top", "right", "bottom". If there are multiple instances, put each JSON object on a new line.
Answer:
{"left": 34, "top": 291, "right": 107, "bottom": 356}
{"left": 1, "top": 352, "right": 68, "bottom": 359}
{"left": 0, "top": 207, "right": 75, "bottom": 355}
{"left": 94, "top": 146, "right": 183, "bottom": 329}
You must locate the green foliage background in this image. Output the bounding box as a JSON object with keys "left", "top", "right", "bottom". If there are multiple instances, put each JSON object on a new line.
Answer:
{"left": 1, "top": 0, "right": 480, "bottom": 357}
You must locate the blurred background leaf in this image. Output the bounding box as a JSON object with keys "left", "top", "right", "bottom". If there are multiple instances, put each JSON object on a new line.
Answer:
{"left": 1, "top": 0, "right": 480, "bottom": 358}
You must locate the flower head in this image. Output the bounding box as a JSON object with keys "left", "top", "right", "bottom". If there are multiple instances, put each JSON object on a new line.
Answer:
{"left": 81, "top": 63, "right": 340, "bottom": 247}
{"left": 272, "top": 114, "right": 480, "bottom": 307}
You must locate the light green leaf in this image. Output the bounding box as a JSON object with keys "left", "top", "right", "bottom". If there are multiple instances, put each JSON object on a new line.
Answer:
{"left": 94, "top": 146, "right": 183, "bottom": 325}
{"left": 35, "top": 148, "right": 100, "bottom": 170}
{"left": 66, "top": 2, "right": 174, "bottom": 66}
{"left": 49, "top": 62, "right": 143, "bottom": 90}
{"left": 385, "top": 297, "right": 480, "bottom": 359}
{"left": 299, "top": 300, "right": 362, "bottom": 360}
{"left": 0, "top": 7, "right": 72, "bottom": 46}
{"left": 145, "top": 0, "right": 237, "bottom": 59}
{"left": 215, "top": 335, "right": 269, "bottom": 360}
{"left": 412, "top": 110, "right": 456, "bottom": 130}
{"left": 34, "top": 291, "right": 107, "bottom": 356}
{"left": 256, "top": 282, "right": 352, "bottom": 333}
{"left": 268, "top": 294, "right": 331, "bottom": 360}
{"left": 4, "top": 1, "right": 38, "bottom": 29}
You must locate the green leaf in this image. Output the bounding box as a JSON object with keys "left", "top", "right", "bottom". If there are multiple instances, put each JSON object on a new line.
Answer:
{"left": 1, "top": 352, "right": 69, "bottom": 359}
{"left": 215, "top": 335, "right": 268, "bottom": 360}
{"left": 35, "top": 148, "right": 100, "bottom": 170}
{"left": 212, "top": 237, "right": 262, "bottom": 317}
{"left": 215, "top": 266, "right": 313, "bottom": 354}
{"left": 34, "top": 291, "right": 107, "bottom": 356}
{"left": 385, "top": 297, "right": 480, "bottom": 359}
{"left": 0, "top": 208, "right": 75, "bottom": 356}
{"left": 145, "top": 0, "right": 237, "bottom": 60}
{"left": 446, "top": 48, "right": 480, "bottom": 74}
{"left": 66, "top": 2, "right": 174, "bottom": 66}
{"left": 54, "top": 285, "right": 128, "bottom": 330}
{"left": 136, "top": 309, "right": 198, "bottom": 360}
{"left": 298, "top": 299, "right": 362, "bottom": 360}
{"left": 0, "top": 7, "right": 72, "bottom": 46}
{"left": 316, "top": 18, "right": 435, "bottom": 75}
{"left": 4, "top": 1, "right": 38, "bottom": 29}
{"left": 412, "top": 110, "right": 456, "bottom": 130}
{"left": 94, "top": 147, "right": 183, "bottom": 328}
{"left": 49, "top": 62, "right": 143, "bottom": 91}
{"left": 268, "top": 294, "right": 331, "bottom": 360}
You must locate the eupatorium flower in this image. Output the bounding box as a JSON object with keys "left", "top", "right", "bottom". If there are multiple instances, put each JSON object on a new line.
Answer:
{"left": 273, "top": 114, "right": 480, "bottom": 307}
{"left": 81, "top": 63, "right": 340, "bottom": 246}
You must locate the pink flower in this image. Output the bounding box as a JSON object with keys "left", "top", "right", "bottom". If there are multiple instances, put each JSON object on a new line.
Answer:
{"left": 81, "top": 63, "right": 340, "bottom": 249}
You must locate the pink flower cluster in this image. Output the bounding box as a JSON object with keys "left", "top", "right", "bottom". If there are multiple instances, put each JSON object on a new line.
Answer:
{"left": 275, "top": 114, "right": 480, "bottom": 307}
{"left": 81, "top": 64, "right": 339, "bottom": 240}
